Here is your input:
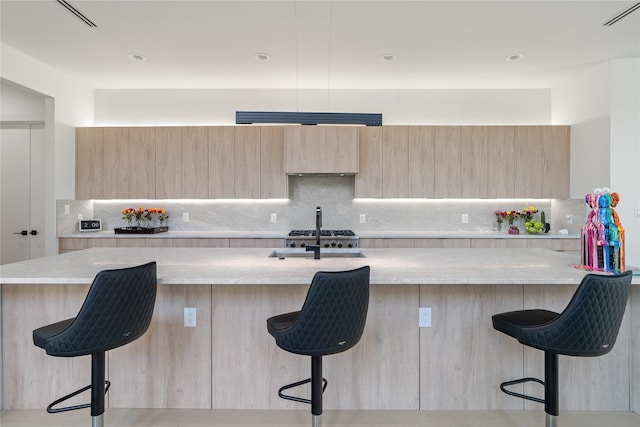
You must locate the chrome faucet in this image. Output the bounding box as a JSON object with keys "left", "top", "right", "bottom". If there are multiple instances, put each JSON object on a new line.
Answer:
{"left": 306, "top": 206, "right": 322, "bottom": 259}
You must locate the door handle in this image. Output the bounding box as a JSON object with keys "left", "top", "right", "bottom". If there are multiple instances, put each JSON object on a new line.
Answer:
{"left": 14, "top": 230, "right": 28, "bottom": 236}
{"left": 30, "top": 230, "right": 39, "bottom": 236}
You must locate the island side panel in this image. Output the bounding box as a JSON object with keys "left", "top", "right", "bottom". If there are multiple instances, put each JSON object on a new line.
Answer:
{"left": 633, "top": 287, "right": 640, "bottom": 413}
{"left": 108, "top": 284, "right": 212, "bottom": 408}
{"left": 211, "top": 284, "right": 420, "bottom": 410}
{"left": 2, "top": 284, "right": 92, "bottom": 409}
{"left": 523, "top": 284, "right": 631, "bottom": 411}
{"left": 419, "top": 284, "right": 524, "bottom": 410}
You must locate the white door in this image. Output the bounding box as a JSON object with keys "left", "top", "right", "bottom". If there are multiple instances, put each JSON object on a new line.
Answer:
{"left": 1, "top": 123, "right": 46, "bottom": 264}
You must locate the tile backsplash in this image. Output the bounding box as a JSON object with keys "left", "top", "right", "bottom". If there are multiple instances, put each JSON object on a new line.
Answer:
{"left": 57, "top": 176, "right": 586, "bottom": 236}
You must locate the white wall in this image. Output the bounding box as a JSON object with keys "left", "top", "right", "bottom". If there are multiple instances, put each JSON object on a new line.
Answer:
{"left": 94, "top": 88, "right": 552, "bottom": 126}
{"left": 1, "top": 44, "right": 94, "bottom": 259}
{"left": 551, "top": 62, "right": 611, "bottom": 199}
{"left": 610, "top": 59, "right": 640, "bottom": 268}
{"left": 1, "top": 43, "right": 94, "bottom": 199}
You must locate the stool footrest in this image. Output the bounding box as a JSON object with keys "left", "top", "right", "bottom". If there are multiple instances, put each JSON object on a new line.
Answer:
{"left": 500, "top": 377, "right": 545, "bottom": 405}
{"left": 46, "top": 381, "right": 111, "bottom": 414}
{"left": 278, "top": 377, "right": 328, "bottom": 405}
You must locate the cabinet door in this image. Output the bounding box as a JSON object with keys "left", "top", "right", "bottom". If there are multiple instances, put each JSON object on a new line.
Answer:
{"left": 434, "top": 127, "right": 462, "bottom": 198}
{"left": 487, "top": 126, "right": 515, "bottom": 198}
{"left": 408, "top": 126, "right": 435, "bottom": 198}
{"left": 461, "top": 126, "right": 488, "bottom": 198}
{"left": 103, "top": 128, "right": 130, "bottom": 199}
{"left": 382, "top": 126, "right": 410, "bottom": 198}
{"left": 130, "top": 127, "right": 156, "bottom": 199}
{"left": 355, "top": 127, "right": 383, "bottom": 198}
{"left": 326, "top": 126, "right": 359, "bottom": 174}
{"left": 234, "top": 126, "right": 261, "bottom": 198}
{"left": 260, "top": 126, "right": 287, "bottom": 198}
{"left": 541, "top": 126, "right": 570, "bottom": 198}
{"left": 514, "top": 126, "right": 543, "bottom": 198}
{"left": 75, "top": 127, "right": 103, "bottom": 199}
{"left": 156, "top": 127, "right": 182, "bottom": 199}
{"left": 285, "top": 125, "right": 358, "bottom": 174}
{"left": 182, "top": 127, "right": 209, "bottom": 199}
{"left": 209, "top": 126, "right": 235, "bottom": 198}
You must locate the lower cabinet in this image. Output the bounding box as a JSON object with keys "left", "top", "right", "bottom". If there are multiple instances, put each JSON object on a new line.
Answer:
{"left": 359, "top": 238, "right": 579, "bottom": 251}
{"left": 59, "top": 237, "right": 284, "bottom": 252}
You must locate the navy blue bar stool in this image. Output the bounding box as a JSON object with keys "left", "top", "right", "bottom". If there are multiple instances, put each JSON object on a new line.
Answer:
{"left": 267, "top": 266, "right": 370, "bottom": 427}
{"left": 33, "top": 262, "right": 157, "bottom": 427}
{"left": 492, "top": 270, "right": 632, "bottom": 427}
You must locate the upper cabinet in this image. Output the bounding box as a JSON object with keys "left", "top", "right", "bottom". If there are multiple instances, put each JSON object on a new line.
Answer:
{"left": 76, "top": 126, "right": 287, "bottom": 200}
{"left": 76, "top": 124, "right": 568, "bottom": 200}
{"left": 284, "top": 126, "right": 359, "bottom": 174}
{"left": 355, "top": 125, "right": 569, "bottom": 199}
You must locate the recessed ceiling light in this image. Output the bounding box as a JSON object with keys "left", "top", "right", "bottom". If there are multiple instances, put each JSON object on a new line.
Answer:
{"left": 505, "top": 53, "right": 524, "bottom": 63}
{"left": 255, "top": 53, "right": 270, "bottom": 62}
{"left": 127, "top": 53, "right": 146, "bottom": 61}
{"left": 380, "top": 53, "right": 397, "bottom": 62}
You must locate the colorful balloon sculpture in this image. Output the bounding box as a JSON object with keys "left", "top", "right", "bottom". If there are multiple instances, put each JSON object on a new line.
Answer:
{"left": 581, "top": 188, "right": 625, "bottom": 272}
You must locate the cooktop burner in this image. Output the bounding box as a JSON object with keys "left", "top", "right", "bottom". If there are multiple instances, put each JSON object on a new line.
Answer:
{"left": 288, "top": 230, "right": 356, "bottom": 238}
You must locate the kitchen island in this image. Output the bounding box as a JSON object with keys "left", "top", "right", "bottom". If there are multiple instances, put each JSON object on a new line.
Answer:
{"left": 2, "top": 248, "right": 638, "bottom": 414}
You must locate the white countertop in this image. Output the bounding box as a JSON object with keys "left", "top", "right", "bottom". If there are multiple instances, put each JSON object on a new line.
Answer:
{"left": 1, "top": 247, "right": 631, "bottom": 286}
{"left": 58, "top": 230, "right": 580, "bottom": 239}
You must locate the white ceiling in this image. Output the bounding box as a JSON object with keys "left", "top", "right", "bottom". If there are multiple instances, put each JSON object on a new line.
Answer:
{"left": 1, "top": 0, "right": 639, "bottom": 90}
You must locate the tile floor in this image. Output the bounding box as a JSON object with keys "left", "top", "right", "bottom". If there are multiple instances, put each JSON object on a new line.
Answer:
{"left": 1, "top": 409, "right": 640, "bottom": 427}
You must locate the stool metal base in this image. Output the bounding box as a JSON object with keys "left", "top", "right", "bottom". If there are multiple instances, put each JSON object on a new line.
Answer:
{"left": 92, "top": 413, "right": 104, "bottom": 427}
{"left": 546, "top": 413, "right": 557, "bottom": 427}
{"left": 312, "top": 414, "right": 321, "bottom": 427}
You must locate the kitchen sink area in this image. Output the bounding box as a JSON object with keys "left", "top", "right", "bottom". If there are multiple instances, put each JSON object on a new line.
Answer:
{"left": 268, "top": 248, "right": 367, "bottom": 258}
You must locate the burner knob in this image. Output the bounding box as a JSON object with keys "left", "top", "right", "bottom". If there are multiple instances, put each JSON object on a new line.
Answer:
{"left": 347, "top": 242, "right": 353, "bottom": 248}
{"left": 331, "top": 241, "right": 337, "bottom": 247}
{"left": 337, "top": 242, "right": 343, "bottom": 248}
{"left": 324, "top": 242, "right": 330, "bottom": 248}
{"left": 290, "top": 242, "right": 296, "bottom": 248}
{"left": 300, "top": 242, "right": 306, "bottom": 248}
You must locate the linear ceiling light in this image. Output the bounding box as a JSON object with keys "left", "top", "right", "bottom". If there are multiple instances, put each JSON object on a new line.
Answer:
{"left": 236, "top": 111, "right": 382, "bottom": 126}
{"left": 603, "top": 2, "right": 640, "bottom": 26}
{"left": 56, "top": 0, "right": 97, "bottom": 27}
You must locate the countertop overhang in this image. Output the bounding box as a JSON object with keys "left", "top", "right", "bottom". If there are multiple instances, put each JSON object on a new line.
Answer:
{"left": 1, "top": 247, "right": 634, "bottom": 286}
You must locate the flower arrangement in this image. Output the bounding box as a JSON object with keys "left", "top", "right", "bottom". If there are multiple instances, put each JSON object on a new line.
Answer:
{"left": 504, "top": 210, "right": 519, "bottom": 226}
{"left": 520, "top": 205, "right": 538, "bottom": 223}
{"left": 121, "top": 207, "right": 169, "bottom": 229}
{"left": 494, "top": 210, "right": 506, "bottom": 231}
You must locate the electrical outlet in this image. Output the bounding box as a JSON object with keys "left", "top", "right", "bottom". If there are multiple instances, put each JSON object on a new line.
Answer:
{"left": 419, "top": 307, "right": 432, "bottom": 328}
{"left": 635, "top": 208, "right": 640, "bottom": 217}
{"left": 183, "top": 212, "right": 189, "bottom": 222}
{"left": 565, "top": 214, "right": 573, "bottom": 224}
{"left": 360, "top": 214, "right": 366, "bottom": 224}
{"left": 64, "top": 205, "right": 70, "bottom": 215}
{"left": 271, "top": 213, "right": 277, "bottom": 223}
{"left": 184, "top": 307, "right": 196, "bottom": 328}
{"left": 77, "top": 213, "right": 83, "bottom": 221}
{"left": 461, "top": 214, "right": 469, "bottom": 224}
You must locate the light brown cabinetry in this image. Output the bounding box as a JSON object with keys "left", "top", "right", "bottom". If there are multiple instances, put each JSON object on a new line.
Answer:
{"left": 156, "top": 127, "right": 182, "bottom": 199}
{"left": 355, "top": 125, "right": 569, "bottom": 199}
{"left": 181, "top": 127, "right": 209, "bottom": 199}
{"left": 129, "top": 128, "right": 156, "bottom": 198}
{"left": 259, "top": 126, "right": 287, "bottom": 198}
{"left": 75, "top": 128, "right": 103, "bottom": 199}
{"left": 209, "top": 126, "right": 236, "bottom": 198}
{"left": 486, "top": 126, "right": 515, "bottom": 198}
{"left": 103, "top": 128, "right": 131, "bottom": 199}
{"left": 76, "top": 126, "right": 286, "bottom": 199}
{"left": 285, "top": 125, "right": 358, "bottom": 174}
{"left": 355, "top": 127, "right": 383, "bottom": 197}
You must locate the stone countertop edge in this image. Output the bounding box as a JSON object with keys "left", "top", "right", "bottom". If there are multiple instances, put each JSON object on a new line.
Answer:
{"left": 2, "top": 247, "right": 636, "bottom": 286}
{"left": 57, "top": 230, "right": 580, "bottom": 239}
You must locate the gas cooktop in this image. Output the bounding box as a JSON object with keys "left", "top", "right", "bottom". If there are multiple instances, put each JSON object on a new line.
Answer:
{"left": 288, "top": 230, "right": 356, "bottom": 237}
